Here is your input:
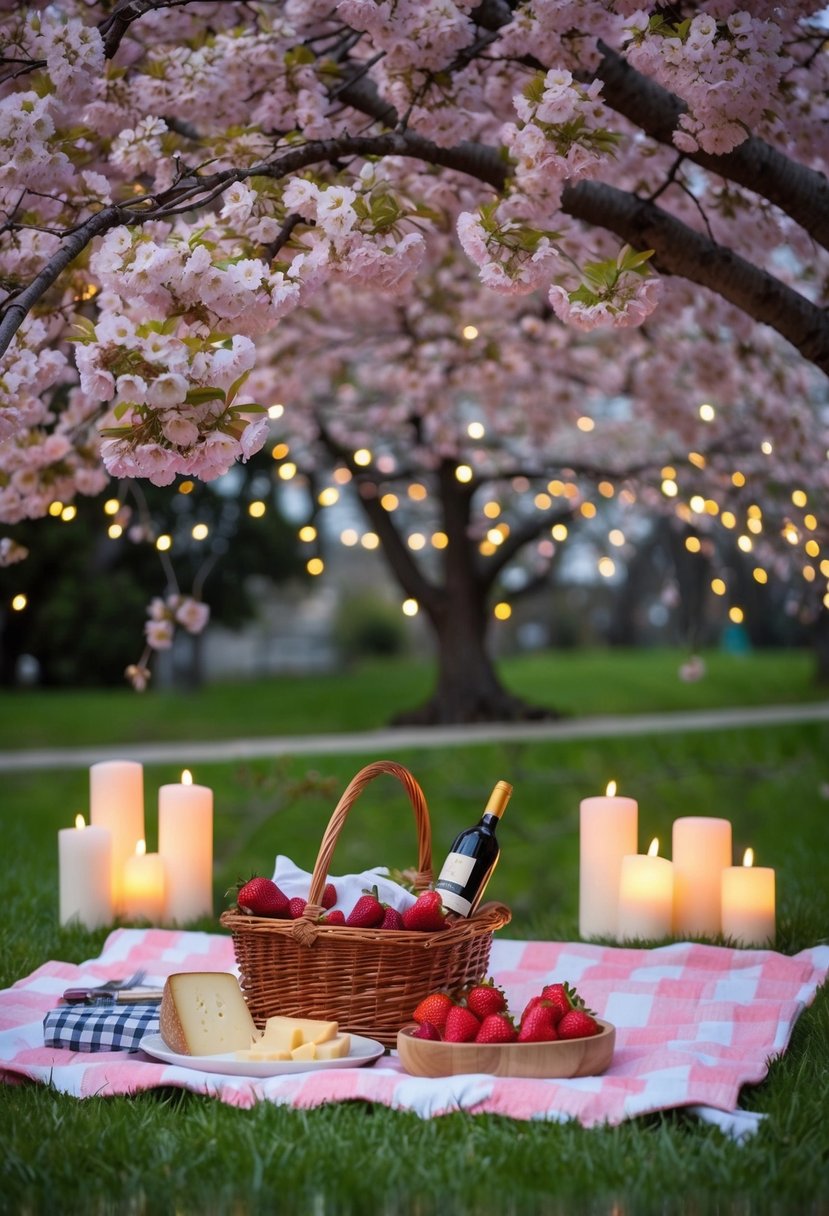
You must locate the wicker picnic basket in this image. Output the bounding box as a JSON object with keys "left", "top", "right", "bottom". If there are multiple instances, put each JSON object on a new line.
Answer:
{"left": 220, "top": 759, "right": 511, "bottom": 1046}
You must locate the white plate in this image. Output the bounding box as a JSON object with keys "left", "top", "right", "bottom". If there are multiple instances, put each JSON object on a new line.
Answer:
{"left": 139, "top": 1033, "right": 386, "bottom": 1077}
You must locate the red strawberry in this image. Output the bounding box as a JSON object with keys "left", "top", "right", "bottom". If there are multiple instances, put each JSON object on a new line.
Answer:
{"left": 380, "top": 906, "right": 405, "bottom": 930}
{"left": 412, "top": 1021, "right": 442, "bottom": 1041}
{"left": 412, "top": 992, "right": 453, "bottom": 1030}
{"left": 443, "top": 1005, "right": 481, "bottom": 1043}
{"left": 288, "top": 897, "right": 307, "bottom": 919}
{"left": 345, "top": 886, "right": 385, "bottom": 928}
{"left": 540, "top": 981, "right": 578, "bottom": 1025}
{"left": 236, "top": 877, "right": 289, "bottom": 918}
{"left": 475, "top": 1013, "right": 517, "bottom": 1044}
{"left": 402, "top": 890, "right": 446, "bottom": 931}
{"left": 466, "top": 979, "right": 507, "bottom": 1020}
{"left": 518, "top": 1001, "right": 559, "bottom": 1043}
{"left": 322, "top": 882, "right": 337, "bottom": 909}
{"left": 322, "top": 909, "right": 345, "bottom": 925}
{"left": 557, "top": 1010, "right": 600, "bottom": 1040}
{"left": 520, "top": 994, "right": 543, "bottom": 1021}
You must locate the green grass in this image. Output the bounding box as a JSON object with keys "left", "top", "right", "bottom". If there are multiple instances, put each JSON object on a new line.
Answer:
{"left": 2, "top": 654, "right": 828, "bottom": 1214}
{"left": 0, "top": 646, "right": 824, "bottom": 750}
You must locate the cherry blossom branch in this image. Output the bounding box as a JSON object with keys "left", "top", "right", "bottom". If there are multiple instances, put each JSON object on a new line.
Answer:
{"left": 562, "top": 179, "right": 829, "bottom": 376}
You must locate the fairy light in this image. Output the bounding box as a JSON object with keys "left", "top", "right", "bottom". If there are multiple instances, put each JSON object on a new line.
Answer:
{"left": 380, "top": 494, "right": 399, "bottom": 511}
{"left": 737, "top": 535, "right": 753, "bottom": 553}
{"left": 402, "top": 599, "right": 419, "bottom": 616}
{"left": 598, "top": 481, "right": 615, "bottom": 498}
{"left": 191, "top": 523, "right": 208, "bottom": 541}
{"left": 761, "top": 440, "right": 773, "bottom": 455}
{"left": 688, "top": 452, "right": 706, "bottom": 469}
{"left": 340, "top": 529, "right": 358, "bottom": 546}
{"left": 278, "top": 462, "right": 297, "bottom": 480}
{"left": 11, "top": 594, "right": 27, "bottom": 611}
{"left": 333, "top": 467, "right": 352, "bottom": 485}
{"left": 661, "top": 466, "right": 677, "bottom": 479}
{"left": 661, "top": 478, "right": 678, "bottom": 497}
{"left": 353, "top": 449, "right": 372, "bottom": 467}
{"left": 361, "top": 533, "right": 379, "bottom": 550}
{"left": 598, "top": 557, "right": 616, "bottom": 578}
{"left": 792, "top": 489, "right": 807, "bottom": 507}
{"left": 805, "top": 539, "right": 820, "bottom": 558}
{"left": 178, "top": 481, "right": 195, "bottom": 494}
{"left": 804, "top": 514, "right": 817, "bottom": 531}
{"left": 48, "top": 501, "right": 63, "bottom": 517}
{"left": 407, "top": 533, "right": 426, "bottom": 551}
{"left": 711, "top": 578, "right": 726, "bottom": 596}
{"left": 306, "top": 557, "right": 324, "bottom": 576}
{"left": 753, "top": 568, "right": 768, "bottom": 584}
{"left": 156, "top": 535, "right": 172, "bottom": 552}
{"left": 685, "top": 536, "right": 701, "bottom": 553}
{"left": 483, "top": 501, "right": 501, "bottom": 519}
{"left": 729, "top": 606, "right": 744, "bottom": 624}
{"left": 675, "top": 503, "right": 692, "bottom": 523}
{"left": 551, "top": 523, "right": 568, "bottom": 541}
{"left": 534, "top": 493, "right": 552, "bottom": 510}
{"left": 271, "top": 442, "right": 290, "bottom": 460}
{"left": 731, "top": 471, "right": 746, "bottom": 487}
{"left": 103, "top": 498, "right": 120, "bottom": 516}
{"left": 408, "top": 483, "right": 427, "bottom": 501}
{"left": 747, "top": 505, "right": 762, "bottom": 519}
{"left": 108, "top": 524, "right": 123, "bottom": 539}
{"left": 487, "top": 528, "right": 505, "bottom": 546}
{"left": 462, "top": 325, "right": 479, "bottom": 340}
{"left": 479, "top": 540, "right": 497, "bottom": 556}
{"left": 577, "top": 416, "right": 595, "bottom": 432}
{"left": 493, "top": 602, "right": 512, "bottom": 620}
{"left": 431, "top": 532, "right": 448, "bottom": 549}
{"left": 609, "top": 529, "right": 625, "bottom": 547}
{"left": 699, "top": 403, "right": 715, "bottom": 421}
{"left": 467, "top": 421, "right": 485, "bottom": 439}
{"left": 820, "top": 559, "right": 829, "bottom": 577}
{"left": 248, "top": 501, "right": 266, "bottom": 518}
{"left": 298, "top": 525, "right": 317, "bottom": 542}
{"left": 747, "top": 518, "right": 763, "bottom": 535}
{"left": 318, "top": 487, "right": 339, "bottom": 506}
{"left": 690, "top": 495, "right": 705, "bottom": 514}
{"left": 548, "top": 480, "right": 565, "bottom": 496}
{"left": 803, "top": 566, "right": 815, "bottom": 582}
{"left": 783, "top": 524, "right": 799, "bottom": 544}
{"left": 721, "top": 511, "right": 736, "bottom": 529}
{"left": 61, "top": 505, "right": 77, "bottom": 522}
{"left": 455, "top": 464, "right": 473, "bottom": 483}
{"left": 580, "top": 502, "right": 597, "bottom": 518}
{"left": 563, "top": 483, "right": 579, "bottom": 499}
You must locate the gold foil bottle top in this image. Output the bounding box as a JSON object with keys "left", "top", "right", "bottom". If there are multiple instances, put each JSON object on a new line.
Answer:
{"left": 484, "top": 780, "right": 513, "bottom": 819}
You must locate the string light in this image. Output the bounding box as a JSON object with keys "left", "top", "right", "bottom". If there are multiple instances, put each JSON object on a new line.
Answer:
{"left": 431, "top": 532, "right": 449, "bottom": 549}
{"left": 792, "top": 489, "right": 807, "bottom": 507}
{"left": 360, "top": 533, "right": 379, "bottom": 550}
{"left": 191, "top": 524, "right": 209, "bottom": 541}
{"left": 298, "top": 525, "right": 317, "bottom": 542}
{"left": 462, "top": 325, "right": 479, "bottom": 340}
{"left": 306, "top": 557, "right": 324, "bottom": 575}
{"left": 318, "top": 487, "right": 339, "bottom": 506}
{"left": 493, "top": 602, "right": 512, "bottom": 620}
{"left": 577, "top": 416, "right": 595, "bottom": 432}
{"left": 548, "top": 480, "right": 564, "bottom": 496}
{"left": 61, "top": 505, "right": 77, "bottom": 522}
{"left": 483, "top": 501, "right": 500, "bottom": 519}
{"left": 268, "top": 403, "right": 284, "bottom": 419}
{"left": 333, "top": 468, "right": 352, "bottom": 485}
{"left": 753, "top": 568, "right": 768, "bottom": 584}
{"left": 598, "top": 481, "right": 615, "bottom": 497}
{"left": 178, "top": 481, "right": 194, "bottom": 494}
{"left": 340, "top": 529, "right": 358, "bottom": 546}
{"left": 721, "top": 511, "right": 736, "bottom": 528}
{"left": 407, "top": 533, "right": 426, "bottom": 551}
{"left": 688, "top": 452, "right": 706, "bottom": 469}
{"left": 108, "top": 524, "right": 122, "bottom": 540}
{"left": 685, "top": 536, "right": 701, "bottom": 553}
{"left": 551, "top": 523, "right": 568, "bottom": 541}
{"left": 699, "top": 403, "right": 715, "bottom": 421}
{"left": 156, "top": 535, "right": 172, "bottom": 552}
{"left": 353, "top": 449, "right": 372, "bottom": 467}
{"left": 580, "top": 501, "right": 597, "bottom": 518}
{"left": 737, "top": 535, "right": 753, "bottom": 552}
{"left": 609, "top": 529, "right": 625, "bottom": 547}
{"left": 711, "top": 578, "right": 726, "bottom": 596}
{"left": 48, "top": 501, "right": 63, "bottom": 517}
{"left": 408, "top": 483, "right": 427, "bottom": 501}
{"left": 728, "top": 606, "right": 744, "bottom": 624}
{"left": 248, "top": 501, "right": 266, "bottom": 518}
{"left": 271, "top": 442, "right": 289, "bottom": 460}
{"left": 598, "top": 557, "right": 616, "bottom": 577}
{"left": 12, "top": 594, "right": 27, "bottom": 611}
{"left": 103, "top": 499, "right": 120, "bottom": 515}
{"left": 278, "top": 462, "right": 297, "bottom": 480}
{"left": 402, "top": 599, "right": 419, "bottom": 616}
{"left": 455, "top": 464, "right": 473, "bottom": 483}
{"left": 534, "top": 493, "right": 552, "bottom": 509}
{"left": 467, "top": 421, "right": 485, "bottom": 439}
{"left": 690, "top": 495, "right": 705, "bottom": 513}
{"left": 731, "top": 471, "right": 746, "bottom": 487}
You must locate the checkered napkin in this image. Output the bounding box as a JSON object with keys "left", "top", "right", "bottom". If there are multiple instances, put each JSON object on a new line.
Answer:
{"left": 43, "top": 1003, "right": 159, "bottom": 1052}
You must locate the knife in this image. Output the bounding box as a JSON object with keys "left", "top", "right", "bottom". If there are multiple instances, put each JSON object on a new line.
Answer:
{"left": 62, "top": 987, "right": 165, "bottom": 1005}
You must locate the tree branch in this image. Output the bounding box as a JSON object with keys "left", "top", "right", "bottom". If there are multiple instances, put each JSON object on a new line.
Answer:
{"left": 562, "top": 179, "right": 829, "bottom": 376}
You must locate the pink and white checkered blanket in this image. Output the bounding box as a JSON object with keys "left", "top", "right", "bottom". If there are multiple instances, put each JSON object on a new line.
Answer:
{"left": 2, "top": 929, "right": 826, "bottom": 1138}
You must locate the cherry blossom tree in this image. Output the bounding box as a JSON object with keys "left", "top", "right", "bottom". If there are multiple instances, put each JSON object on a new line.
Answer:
{"left": 0, "top": 1, "right": 827, "bottom": 717}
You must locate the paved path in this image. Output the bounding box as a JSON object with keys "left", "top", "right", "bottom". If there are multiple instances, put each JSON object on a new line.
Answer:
{"left": 1, "top": 701, "right": 827, "bottom": 772}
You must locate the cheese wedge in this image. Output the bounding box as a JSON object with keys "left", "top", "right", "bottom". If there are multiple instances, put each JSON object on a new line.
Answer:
{"left": 314, "top": 1034, "right": 351, "bottom": 1060}
{"left": 263, "top": 1015, "right": 338, "bottom": 1045}
{"left": 290, "top": 1041, "right": 317, "bottom": 1061}
{"left": 258, "top": 1019, "right": 305, "bottom": 1051}
{"left": 159, "top": 972, "right": 257, "bottom": 1056}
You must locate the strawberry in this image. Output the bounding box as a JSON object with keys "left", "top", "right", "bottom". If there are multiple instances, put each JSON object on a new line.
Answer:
{"left": 412, "top": 1021, "right": 442, "bottom": 1041}
{"left": 517, "top": 1001, "right": 559, "bottom": 1043}
{"left": 345, "top": 886, "right": 385, "bottom": 928}
{"left": 557, "top": 1009, "right": 600, "bottom": 1040}
{"left": 466, "top": 978, "right": 507, "bottom": 1020}
{"left": 236, "top": 877, "right": 289, "bottom": 918}
{"left": 539, "top": 981, "right": 578, "bottom": 1025}
{"left": 322, "top": 882, "right": 337, "bottom": 909}
{"left": 475, "top": 1013, "right": 517, "bottom": 1044}
{"left": 402, "top": 890, "right": 446, "bottom": 931}
{"left": 520, "top": 994, "right": 543, "bottom": 1022}
{"left": 322, "top": 909, "right": 345, "bottom": 925}
{"left": 443, "top": 1005, "right": 481, "bottom": 1043}
{"left": 412, "top": 992, "right": 453, "bottom": 1031}
{"left": 380, "top": 906, "right": 405, "bottom": 930}
{"left": 288, "top": 896, "right": 307, "bottom": 919}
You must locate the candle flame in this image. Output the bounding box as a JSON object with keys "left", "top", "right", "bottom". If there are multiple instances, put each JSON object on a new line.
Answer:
{"left": 136, "top": 839, "right": 147, "bottom": 857}
{"left": 743, "top": 847, "right": 754, "bottom": 868}
{"left": 75, "top": 813, "right": 86, "bottom": 830}
{"left": 181, "top": 769, "right": 193, "bottom": 786}
{"left": 648, "top": 837, "right": 659, "bottom": 857}
{"left": 606, "top": 780, "right": 617, "bottom": 797}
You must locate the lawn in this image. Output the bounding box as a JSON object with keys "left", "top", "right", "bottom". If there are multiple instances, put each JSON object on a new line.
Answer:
{"left": 2, "top": 650, "right": 828, "bottom": 1214}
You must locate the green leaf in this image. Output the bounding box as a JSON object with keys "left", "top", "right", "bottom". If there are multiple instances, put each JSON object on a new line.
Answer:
{"left": 98, "top": 426, "right": 134, "bottom": 438}
{"left": 226, "top": 370, "right": 252, "bottom": 407}
{"left": 185, "top": 387, "right": 226, "bottom": 405}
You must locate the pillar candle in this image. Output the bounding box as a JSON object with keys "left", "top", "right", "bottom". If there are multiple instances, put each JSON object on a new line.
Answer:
{"left": 579, "top": 782, "right": 638, "bottom": 939}
{"left": 672, "top": 816, "right": 732, "bottom": 937}
{"left": 158, "top": 769, "right": 213, "bottom": 924}
{"left": 58, "top": 814, "right": 113, "bottom": 929}
{"left": 617, "top": 838, "right": 674, "bottom": 941}
{"left": 721, "top": 848, "right": 775, "bottom": 947}
{"left": 122, "top": 839, "right": 166, "bottom": 922}
{"left": 89, "top": 760, "right": 144, "bottom": 914}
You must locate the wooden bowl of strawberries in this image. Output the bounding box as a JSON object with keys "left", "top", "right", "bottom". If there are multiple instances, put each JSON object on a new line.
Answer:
{"left": 396, "top": 979, "right": 615, "bottom": 1079}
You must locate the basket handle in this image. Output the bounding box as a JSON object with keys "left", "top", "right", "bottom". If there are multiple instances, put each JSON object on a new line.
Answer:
{"left": 303, "top": 760, "right": 433, "bottom": 918}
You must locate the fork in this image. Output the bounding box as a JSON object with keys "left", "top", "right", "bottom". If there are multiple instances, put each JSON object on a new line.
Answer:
{"left": 62, "top": 969, "right": 150, "bottom": 1004}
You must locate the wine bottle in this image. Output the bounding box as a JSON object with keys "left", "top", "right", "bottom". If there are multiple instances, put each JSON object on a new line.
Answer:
{"left": 435, "top": 780, "right": 512, "bottom": 918}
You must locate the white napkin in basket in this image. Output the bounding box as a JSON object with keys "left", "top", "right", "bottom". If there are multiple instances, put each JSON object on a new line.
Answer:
{"left": 271, "top": 856, "right": 418, "bottom": 915}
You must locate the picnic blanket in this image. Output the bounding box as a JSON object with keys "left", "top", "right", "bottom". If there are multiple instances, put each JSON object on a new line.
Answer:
{"left": 1, "top": 928, "right": 826, "bottom": 1139}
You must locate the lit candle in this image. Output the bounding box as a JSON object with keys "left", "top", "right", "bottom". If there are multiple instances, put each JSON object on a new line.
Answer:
{"left": 721, "top": 848, "right": 776, "bottom": 947}
{"left": 579, "top": 781, "right": 638, "bottom": 939}
{"left": 122, "top": 839, "right": 166, "bottom": 923}
{"left": 158, "top": 769, "right": 213, "bottom": 924}
{"left": 89, "top": 760, "right": 144, "bottom": 914}
{"left": 672, "top": 816, "right": 732, "bottom": 937}
{"left": 58, "top": 814, "right": 113, "bottom": 929}
{"left": 617, "top": 838, "right": 674, "bottom": 941}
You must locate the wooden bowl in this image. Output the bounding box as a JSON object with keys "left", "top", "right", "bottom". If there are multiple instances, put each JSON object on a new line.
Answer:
{"left": 396, "top": 1019, "right": 615, "bottom": 1079}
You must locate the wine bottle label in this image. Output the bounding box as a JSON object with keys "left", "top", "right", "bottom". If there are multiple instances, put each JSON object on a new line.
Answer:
{"left": 437, "top": 853, "right": 476, "bottom": 886}
{"left": 437, "top": 888, "right": 472, "bottom": 916}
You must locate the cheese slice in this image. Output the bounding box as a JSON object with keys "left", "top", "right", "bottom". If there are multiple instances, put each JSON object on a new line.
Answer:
{"left": 314, "top": 1034, "right": 351, "bottom": 1060}
{"left": 290, "top": 1041, "right": 317, "bottom": 1061}
{"left": 258, "top": 1019, "right": 305, "bottom": 1051}
{"left": 234, "top": 1047, "right": 291, "bottom": 1062}
{"left": 262, "top": 1015, "right": 338, "bottom": 1045}
{"left": 159, "top": 972, "right": 257, "bottom": 1056}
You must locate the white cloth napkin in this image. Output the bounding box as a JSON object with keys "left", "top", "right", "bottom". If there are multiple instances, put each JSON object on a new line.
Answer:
{"left": 271, "top": 855, "right": 417, "bottom": 914}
